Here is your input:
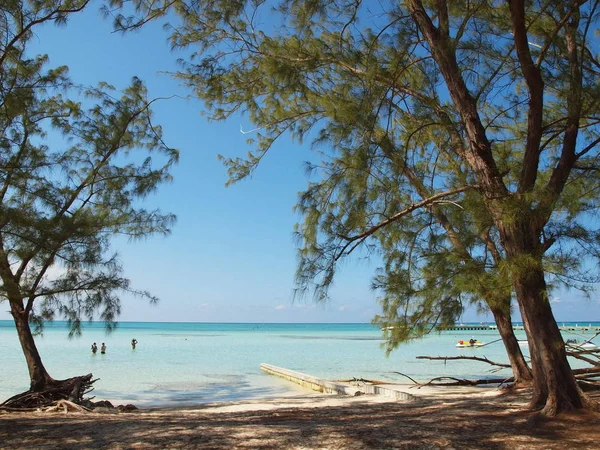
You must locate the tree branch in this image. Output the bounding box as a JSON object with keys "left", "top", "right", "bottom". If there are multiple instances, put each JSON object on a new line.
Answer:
{"left": 540, "top": 3, "right": 583, "bottom": 219}
{"left": 407, "top": 0, "right": 506, "bottom": 199}
{"left": 335, "top": 185, "right": 477, "bottom": 260}
{"left": 508, "top": 0, "right": 544, "bottom": 193}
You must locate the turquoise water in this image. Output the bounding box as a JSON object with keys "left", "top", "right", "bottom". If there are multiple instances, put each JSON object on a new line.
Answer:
{"left": 1, "top": 321, "right": 598, "bottom": 406}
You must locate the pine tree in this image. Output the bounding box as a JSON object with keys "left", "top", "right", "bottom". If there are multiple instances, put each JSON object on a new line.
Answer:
{"left": 166, "top": 0, "right": 599, "bottom": 415}
{"left": 0, "top": 0, "right": 178, "bottom": 394}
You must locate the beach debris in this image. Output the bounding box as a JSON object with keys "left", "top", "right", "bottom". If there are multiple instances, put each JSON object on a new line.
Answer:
{"left": 416, "top": 355, "right": 511, "bottom": 369}
{"left": 41, "top": 400, "right": 91, "bottom": 414}
{"left": 0, "top": 373, "right": 97, "bottom": 410}
{"left": 389, "top": 370, "right": 513, "bottom": 388}
{"left": 117, "top": 404, "right": 139, "bottom": 412}
{"left": 335, "top": 377, "right": 391, "bottom": 386}
{"left": 93, "top": 400, "right": 115, "bottom": 409}
{"left": 402, "top": 348, "right": 600, "bottom": 389}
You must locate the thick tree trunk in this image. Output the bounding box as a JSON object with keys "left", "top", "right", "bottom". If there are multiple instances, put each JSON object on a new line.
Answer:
{"left": 513, "top": 266, "right": 597, "bottom": 415}
{"left": 490, "top": 305, "right": 532, "bottom": 385}
{"left": 10, "top": 302, "right": 55, "bottom": 392}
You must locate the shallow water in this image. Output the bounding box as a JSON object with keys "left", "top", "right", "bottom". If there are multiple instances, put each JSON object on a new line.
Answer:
{"left": 0, "top": 321, "right": 597, "bottom": 406}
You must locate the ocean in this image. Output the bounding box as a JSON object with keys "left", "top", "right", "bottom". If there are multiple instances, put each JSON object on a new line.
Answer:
{"left": 0, "top": 321, "right": 597, "bottom": 406}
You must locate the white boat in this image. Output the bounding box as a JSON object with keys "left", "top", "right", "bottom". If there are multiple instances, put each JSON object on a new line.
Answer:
{"left": 518, "top": 340, "right": 528, "bottom": 346}
{"left": 456, "top": 340, "right": 485, "bottom": 348}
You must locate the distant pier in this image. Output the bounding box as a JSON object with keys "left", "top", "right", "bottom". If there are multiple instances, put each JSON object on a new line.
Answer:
{"left": 440, "top": 324, "right": 600, "bottom": 332}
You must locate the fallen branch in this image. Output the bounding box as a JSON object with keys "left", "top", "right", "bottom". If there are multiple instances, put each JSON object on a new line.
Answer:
{"left": 335, "top": 377, "right": 392, "bottom": 385}
{"left": 572, "top": 366, "right": 600, "bottom": 376}
{"left": 566, "top": 350, "right": 600, "bottom": 366}
{"left": 576, "top": 373, "right": 600, "bottom": 380}
{"left": 416, "top": 355, "right": 511, "bottom": 368}
{"left": 388, "top": 371, "right": 421, "bottom": 385}
{"left": 418, "top": 376, "right": 513, "bottom": 387}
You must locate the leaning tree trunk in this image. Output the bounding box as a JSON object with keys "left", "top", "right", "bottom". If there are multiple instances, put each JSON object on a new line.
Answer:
{"left": 489, "top": 305, "right": 532, "bottom": 385}
{"left": 10, "top": 301, "right": 55, "bottom": 391}
{"left": 513, "top": 265, "right": 597, "bottom": 416}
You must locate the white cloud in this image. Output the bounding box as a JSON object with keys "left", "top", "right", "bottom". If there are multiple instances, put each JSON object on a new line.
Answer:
{"left": 550, "top": 297, "right": 561, "bottom": 303}
{"left": 274, "top": 305, "right": 286, "bottom": 310}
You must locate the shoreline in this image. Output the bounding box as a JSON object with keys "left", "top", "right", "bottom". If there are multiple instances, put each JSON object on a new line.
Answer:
{"left": 92, "top": 378, "right": 503, "bottom": 411}
{"left": 2, "top": 386, "right": 599, "bottom": 449}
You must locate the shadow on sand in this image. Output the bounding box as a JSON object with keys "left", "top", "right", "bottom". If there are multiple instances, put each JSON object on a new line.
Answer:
{"left": 1, "top": 389, "right": 599, "bottom": 449}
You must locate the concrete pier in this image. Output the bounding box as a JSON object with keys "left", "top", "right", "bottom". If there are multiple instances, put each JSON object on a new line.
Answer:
{"left": 260, "top": 363, "right": 417, "bottom": 402}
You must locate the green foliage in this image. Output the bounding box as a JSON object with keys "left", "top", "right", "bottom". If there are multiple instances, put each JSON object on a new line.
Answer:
{"left": 0, "top": 0, "right": 178, "bottom": 335}
{"left": 168, "top": 1, "right": 600, "bottom": 349}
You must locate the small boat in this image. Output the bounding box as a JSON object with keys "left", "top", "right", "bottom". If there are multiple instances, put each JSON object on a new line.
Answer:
{"left": 456, "top": 339, "right": 485, "bottom": 348}
{"left": 518, "top": 340, "right": 528, "bottom": 346}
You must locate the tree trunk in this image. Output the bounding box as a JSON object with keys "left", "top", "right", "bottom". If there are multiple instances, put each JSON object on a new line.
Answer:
{"left": 489, "top": 305, "right": 532, "bottom": 385}
{"left": 10, "top": 302, "right": 55, "bottom": 392}
{"left": 513, "top": 265, "right": 597, "bottom": 415}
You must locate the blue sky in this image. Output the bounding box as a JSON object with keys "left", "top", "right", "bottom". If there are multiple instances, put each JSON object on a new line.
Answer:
{"left": 1, "top": 4, "right": 599, "bottom": 323}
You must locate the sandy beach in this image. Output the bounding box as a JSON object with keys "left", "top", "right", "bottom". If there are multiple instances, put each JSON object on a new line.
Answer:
{"left": 1, "top": 386, "right": 599, "bottom": 449}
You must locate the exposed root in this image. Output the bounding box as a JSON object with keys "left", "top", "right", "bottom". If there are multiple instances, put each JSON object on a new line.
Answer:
{"left": 0, "top": 374, "right": 96, "bottom": 410}
{"left": 41, "top": 399, "right": 91, "bottom": 413}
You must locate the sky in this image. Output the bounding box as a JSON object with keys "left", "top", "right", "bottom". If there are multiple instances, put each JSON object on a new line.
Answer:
{"left": 1, "top": 2, "right": 599, "bottom": 323}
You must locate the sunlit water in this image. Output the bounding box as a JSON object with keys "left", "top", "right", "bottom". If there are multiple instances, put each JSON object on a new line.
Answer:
{"left": 0, "top": 321, "right": 597, "bottom": 406}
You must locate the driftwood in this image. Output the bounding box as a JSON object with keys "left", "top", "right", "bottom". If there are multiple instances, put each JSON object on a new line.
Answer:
{"left": 409, "top": 350, "right": 600, "bottom": 388}
{"left": 388, "top": 370, "right": 513, "bottom": 388}
{"left": 418, "top": 376, "right": 513, "bottom": 387}
{"left": 416, "top": 355, "right": 511, "bottom": 368}
{"left": 42, "top": 399, "right": 92, "bottom": 413}
{"left": 572, "top": 366, "right": 600, "bottom": 376}
{"left": 567, "top": 352, "right": 599, "bottom": 366}
{"left": 335, "top": 377, "right": 392, "bottom": 386}
{"left": 566, "top": 348, "right": 600, "bottom": 367}
{"left": 0, "top": 374, "right": 97, "bottom": 410}
{"left": 576, "top": 372, "right": 600, "bottom": 380}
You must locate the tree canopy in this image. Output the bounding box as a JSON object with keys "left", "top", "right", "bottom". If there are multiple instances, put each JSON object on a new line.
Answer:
{"left": 0, "top": 0, "right": 178, "bottom": 391}
{"left": 164, "top": 0, "right": 600, "bottom": 415}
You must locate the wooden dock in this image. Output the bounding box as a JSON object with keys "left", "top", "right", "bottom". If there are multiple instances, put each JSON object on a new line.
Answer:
{"left": 260, "top": 363, "right": 417, "bottom": 401}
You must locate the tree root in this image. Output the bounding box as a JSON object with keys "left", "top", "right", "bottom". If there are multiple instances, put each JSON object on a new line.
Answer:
{"left": 41, "top": 399, "right": 92, "bottom": 413}
{"left": 0, "top": 374, "right": 97, "bottom": 410}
